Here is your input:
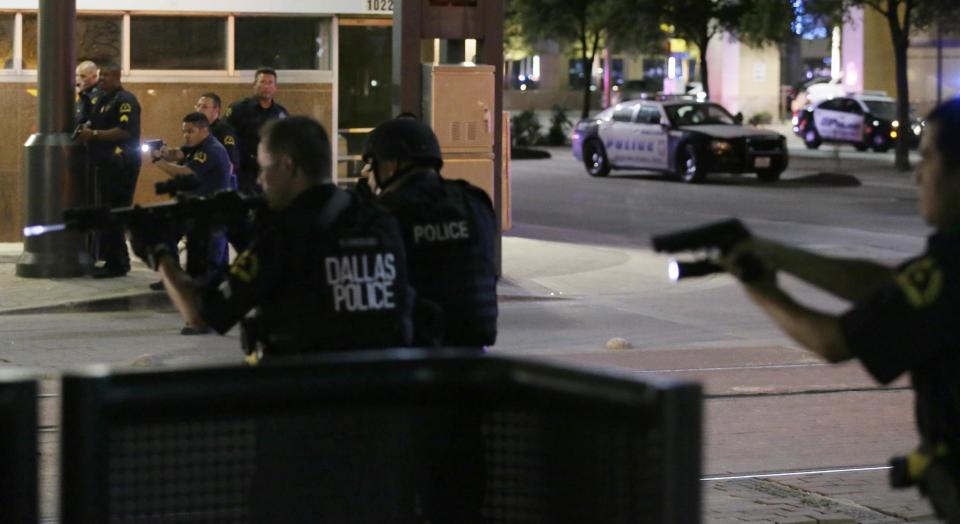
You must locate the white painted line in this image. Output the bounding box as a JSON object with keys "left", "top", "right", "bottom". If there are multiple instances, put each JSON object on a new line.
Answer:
{"left": 703, "top": 465, "right": 891, "bottom": 481}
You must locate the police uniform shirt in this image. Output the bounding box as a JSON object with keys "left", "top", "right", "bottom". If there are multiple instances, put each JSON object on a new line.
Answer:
{"left": 209, "top": 118, "right": 240, "bottom": 177}
{"left": 75, "top": 85, "right": 99, "bottom": 126}
{"left": 88, "top": 88, "right": 141, "bottom": 166}
{"left": 180, "top": 135, "right": 232, "bottom": 196}
{"left": 840, "top": 228, "right": 960, "bottom": 448}
{"left": 199, "top": 184, "right": 412, "bottom": 352}
{"left": 225, "top": 97, "right": 288, "bottom": 175}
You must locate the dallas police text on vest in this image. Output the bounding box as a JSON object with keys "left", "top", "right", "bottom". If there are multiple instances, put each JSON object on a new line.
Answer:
{"left": 325, "top": 254, "right": 397, "bottom": 312}
{"left": 413, "top": 220, "right": 470, "bottom": 244}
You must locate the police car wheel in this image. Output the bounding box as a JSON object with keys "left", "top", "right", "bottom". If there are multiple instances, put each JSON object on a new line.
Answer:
{"left": 803, "top": 129, "right": 821, "bottom": 149}
{"left": 854, "top": 142, "right": 869, "bottom": 152}
{"left": 677, "top": 144, "right": 705, "bottom": 183}
{"left": 583, "top": 140, "right": 611, "bottom": 177}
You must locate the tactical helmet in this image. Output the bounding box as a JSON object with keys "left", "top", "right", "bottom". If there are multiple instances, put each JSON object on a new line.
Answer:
{"left": 363, "top": 118, "right": 443, "bottom": 170}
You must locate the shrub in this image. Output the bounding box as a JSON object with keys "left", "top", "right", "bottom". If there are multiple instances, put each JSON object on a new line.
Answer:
{"left": 748, "top": 112, "right": 773, "bottom": 126}
{"left": 546, "top": 105, "right": 572, "bottom": 146}
{"left": 511, "top": 110, "right": 542, "bottom": 147}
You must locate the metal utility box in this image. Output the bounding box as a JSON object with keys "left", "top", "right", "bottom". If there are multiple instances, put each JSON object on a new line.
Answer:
{"left": 423, "top": 64, "right": 497, "bottom": 204}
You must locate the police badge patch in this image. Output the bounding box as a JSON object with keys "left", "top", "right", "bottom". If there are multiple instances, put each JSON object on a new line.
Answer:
{"left": 896, "top": 257, "right": 944, "bottom": 308}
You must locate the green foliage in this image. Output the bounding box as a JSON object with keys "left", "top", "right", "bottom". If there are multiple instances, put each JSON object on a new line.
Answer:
{"left": 511, "top": 110, "right": 543, "bottom": 147}
{"left": 748, "top": 112, "right": 773, "bottom": 126}
{"left": 507, "top": 0, "right": 661, "bottom": 119}
{"left": 547, "top": 106, "right": 573, "bottom": 146}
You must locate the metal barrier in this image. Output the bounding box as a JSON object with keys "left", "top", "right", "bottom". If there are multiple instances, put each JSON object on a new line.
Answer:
{"left": 61, "top": 350, "right": 701, "bottom": 523}
{"left": 0, "top": 370, "right": 38, "bottom": 524}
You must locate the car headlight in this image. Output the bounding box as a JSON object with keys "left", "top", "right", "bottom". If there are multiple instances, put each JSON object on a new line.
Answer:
{"left": 710, "top": 140, "right": 732, "bottom": 155}
{"left": 891, "top": 120, "right": 900, "bottom": 128}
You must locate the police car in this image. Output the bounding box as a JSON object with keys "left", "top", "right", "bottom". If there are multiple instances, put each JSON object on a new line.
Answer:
{"left": 793, "top": 93, "right": 923, "bottom": 152}
{"left": 572, "top": 100, "right": 788, "bottom": 183}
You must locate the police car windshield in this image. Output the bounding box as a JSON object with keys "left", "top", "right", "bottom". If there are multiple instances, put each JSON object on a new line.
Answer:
{"left": 666, "top": 103, "right": 736, "bottom": 126}
{"left": 862, "top": 100, "right": 897, "bottom": 120}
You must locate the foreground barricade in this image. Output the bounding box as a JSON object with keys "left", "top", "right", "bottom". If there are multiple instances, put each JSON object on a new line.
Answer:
{"left": 0, "top": 370, "right": 38, "bottom": 524}
{"left": 50, "top": 349, "right": 701, "bottom": 522}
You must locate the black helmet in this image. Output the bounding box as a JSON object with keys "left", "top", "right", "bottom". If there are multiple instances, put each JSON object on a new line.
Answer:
{"left": 363, "top": 118, "right": 443, "bottom": 170}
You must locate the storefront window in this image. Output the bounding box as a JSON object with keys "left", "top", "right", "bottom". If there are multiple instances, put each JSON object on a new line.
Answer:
{"left": 77, "top": 17, "right": 122, "bottom": 66}
{"left": 235, "top": 17, "right": 331, "bottom": 70}
{"left": 0, "top": 15, "right": 12, "bottom": 69}
{"left": 21, "top": 15, "right": 121, "bottom": 70}
{"left": 131, "top": 16, "right": 225, "bottom": 70}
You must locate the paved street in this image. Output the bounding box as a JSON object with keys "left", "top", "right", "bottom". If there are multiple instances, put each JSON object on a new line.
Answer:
{"left": 0, "top": 139, "right": 942, "bottom": 522}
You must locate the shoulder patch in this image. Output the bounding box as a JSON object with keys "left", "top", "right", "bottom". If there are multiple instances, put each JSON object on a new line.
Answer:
{"left": 230, "top": 250, "right": 260, "bottom": 283}
{"left": 224, "top": 106, "right": 233, "bottom": 117}
{"left": 114, "top": 146, "right": 123, "bottom": 155}
{"left": 119, "top": 114, "right": 129, "bottom": 123}
{"left": 896, "top": 257, "right": 944, "bottom": 308}
{"left": 119, "top": 102, "right": 132, "bottom": 113}
{"left": 91, "top": 97, "right": 98, "bottom": 105}
{"left": 193, "top": 151, "right": 207, "bottom": 164}
{"left": 224, "top": 135, "right": 236, "bottom": 145}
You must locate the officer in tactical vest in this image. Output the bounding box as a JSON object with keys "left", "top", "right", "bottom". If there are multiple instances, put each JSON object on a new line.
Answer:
{"left": 722, "top": 99, "right": 960, "bottom": 519}
{"left": 361, "top": 117, "right": 498, "bottom": 348}
{"left": 131, "top": 116, "right": 413, "bottom": 361}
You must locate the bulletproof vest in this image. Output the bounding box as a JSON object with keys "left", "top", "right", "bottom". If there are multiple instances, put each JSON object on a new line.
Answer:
{"left": 257, "top": 189, "right": 414, "bottom": 355}
{"left": 383, "top": 173, "right": 498, "bottom": 347}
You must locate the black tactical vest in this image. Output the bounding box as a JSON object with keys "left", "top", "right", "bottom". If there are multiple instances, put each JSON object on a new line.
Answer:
{"left": 379, "top": 171, "right": 498, "bottom": 347}
{"left": 257, "top": 189, "right": 414, "bottom": 355}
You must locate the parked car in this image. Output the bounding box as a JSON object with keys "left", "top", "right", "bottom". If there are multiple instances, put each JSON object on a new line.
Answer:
{"left": 793, "top": 93, "right": 923, "bottom": 152}
{"left": 572, "top": 100, "right": 789, "bottom": 183}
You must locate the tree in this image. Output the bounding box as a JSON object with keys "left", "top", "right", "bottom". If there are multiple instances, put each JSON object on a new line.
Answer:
{"left": 805, "top": 0, "right": 960, "bottom": 170}
{"left": 632, "top": 0, "right": 794, "bottom": 100}
{"left": 507, "top": 0, "right": 660, "bottom": 119}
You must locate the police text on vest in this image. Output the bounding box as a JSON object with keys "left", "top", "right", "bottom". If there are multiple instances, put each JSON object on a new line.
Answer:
{"left": 413, "top": 221, "right": 469, "bottom": 244}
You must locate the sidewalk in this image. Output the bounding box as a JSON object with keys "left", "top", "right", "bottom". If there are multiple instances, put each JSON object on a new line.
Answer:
{"left": 0, "top": 239, "right": 940, "bottom": 523}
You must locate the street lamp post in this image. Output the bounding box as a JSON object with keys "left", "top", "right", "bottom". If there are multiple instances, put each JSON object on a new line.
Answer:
{"left": 16, "top": 0, "right": 92, "bottom": 278}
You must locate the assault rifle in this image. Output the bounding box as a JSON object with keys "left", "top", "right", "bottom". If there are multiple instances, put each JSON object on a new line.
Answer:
{"left": 23, "top": 190, "right": 263, "bottom": 238}
{"left": 651, "top": 218, "right": 764, "bottom": 282}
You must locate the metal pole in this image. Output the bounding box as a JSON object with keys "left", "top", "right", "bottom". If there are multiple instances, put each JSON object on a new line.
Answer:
{"left": 16, "top": 0, "right": 92, "bottom": 278}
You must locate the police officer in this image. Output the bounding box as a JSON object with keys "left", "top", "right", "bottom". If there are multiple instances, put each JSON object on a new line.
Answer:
{"left": 75, "top": 60, "right": 99, "bottom": 127}
{"left": 226, "top": 68, "right": 288, "bottom": 195}
{"left": 194, "top": 92, "right": 240, "bottom": 188}
{"left": 132, "top": 116, "right": 413, "bottom": 360}
{"left": 723, "top": 99, "right": 960, "bottom": 519}
{"left": 151, "top": 113, "right": 233, "bottom": 313}
{"left": 362, "top": 117, "right": 498, "bottom": 347}
{"left": 76, "top": 63, "right": 141, "bottom": 278}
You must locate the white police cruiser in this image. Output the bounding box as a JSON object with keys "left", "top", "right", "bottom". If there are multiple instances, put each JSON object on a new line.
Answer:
{"left": 572, "top": 100, "right": 788, "bottom": 183}
{"left": 793, "top": 93, "right": 923, "bottom": 152}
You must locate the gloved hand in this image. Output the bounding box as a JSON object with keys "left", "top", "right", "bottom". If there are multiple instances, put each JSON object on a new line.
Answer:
{"left": 129, "top": 220, "right": 175, "bottom": 271}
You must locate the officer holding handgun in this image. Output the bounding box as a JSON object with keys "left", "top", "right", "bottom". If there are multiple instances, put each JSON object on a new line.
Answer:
{"left": 721, "top": 99, "right": 960, "bottom": 519}
{"left": 75, "top": 63, "right": 141, "bottom": 278}
{"left": 151, "top": 113, "right": 233, "bottom": 318}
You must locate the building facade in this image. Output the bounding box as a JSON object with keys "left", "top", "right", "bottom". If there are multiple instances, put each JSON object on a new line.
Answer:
{"left": 0, "top": 0, "right": 394, "bottom": 241}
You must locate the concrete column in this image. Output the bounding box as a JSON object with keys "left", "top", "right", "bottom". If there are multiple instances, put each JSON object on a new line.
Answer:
{"left": 16, "top": 0, "right": 92, "bottom": 278}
